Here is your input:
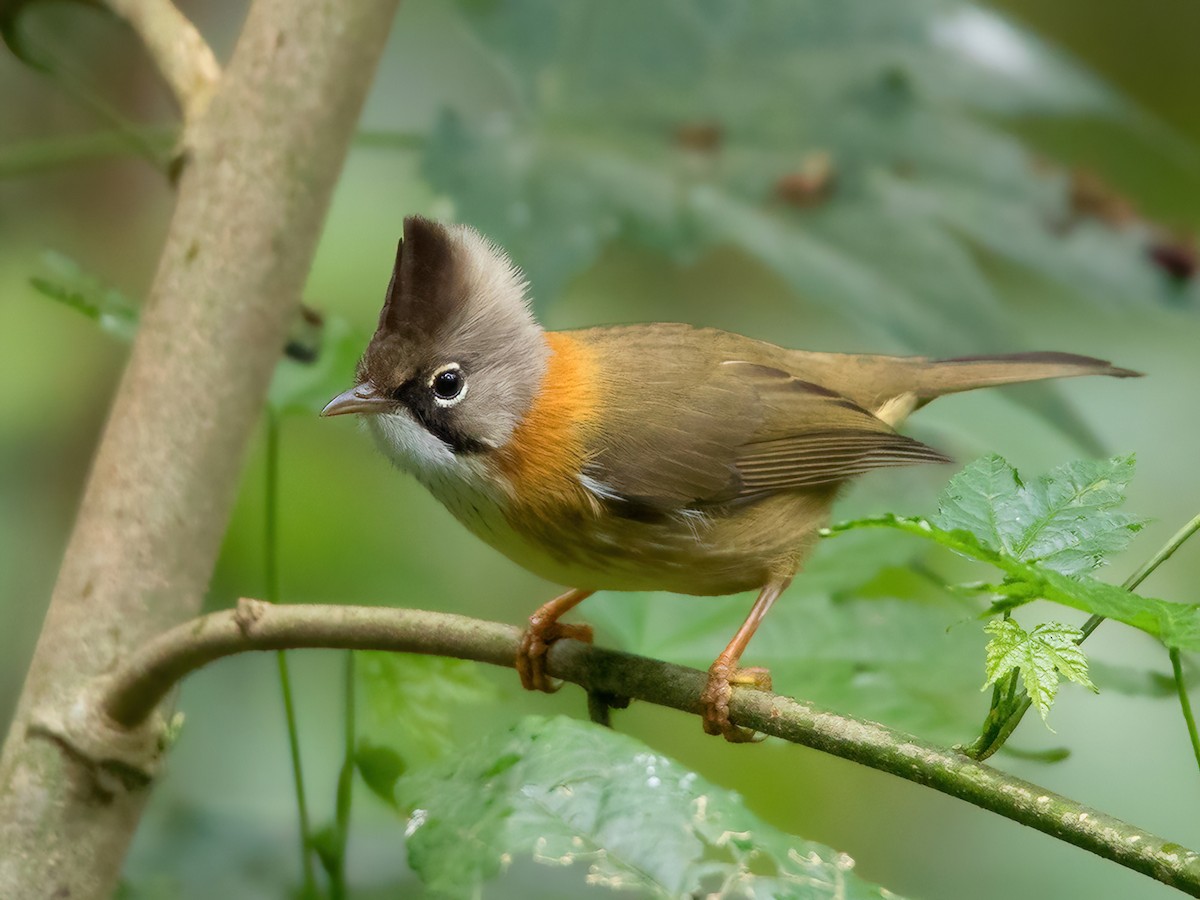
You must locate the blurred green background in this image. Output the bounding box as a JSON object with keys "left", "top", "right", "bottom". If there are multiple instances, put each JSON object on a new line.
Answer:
{"left": 3, "top": 1, "right": 1200, "bottom": 898}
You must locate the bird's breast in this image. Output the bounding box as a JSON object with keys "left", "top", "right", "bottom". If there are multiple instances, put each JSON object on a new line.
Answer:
{"left": 493, "top": 331, "right": 604, "bottom": 513}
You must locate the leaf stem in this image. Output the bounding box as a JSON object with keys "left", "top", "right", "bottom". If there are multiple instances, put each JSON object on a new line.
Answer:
{"left": 330, "top": 651, "right": 357, "bottom": 900}
{"left": 1121, "top": 513, "right": 1200, "bottom": 594}
{"left": 966, "top": 668, "right": 1024, "bottom": 760}
{"left": 277, "top": 654, "right": 316, "bottom": 895}
{"left": 1080, "top": 511, "right": 1200, "bottom": 640}
{"left": 1171, "top": 649, "right": 1200, "bottom": 776}
{"left": 265, "top": 413, "right": 317, "bottom": 897}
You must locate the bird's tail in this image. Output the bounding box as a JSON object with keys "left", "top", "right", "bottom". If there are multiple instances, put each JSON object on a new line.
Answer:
{"left": 908, "top": 351, "right": 1142, "bottom": 399}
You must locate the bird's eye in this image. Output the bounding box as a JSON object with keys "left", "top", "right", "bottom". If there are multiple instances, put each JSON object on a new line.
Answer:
{"left": 433, "top": 370, "right": 461, "bottom": 398}
{"left": 430, "top": 364, "right": 466, "bottom": 406}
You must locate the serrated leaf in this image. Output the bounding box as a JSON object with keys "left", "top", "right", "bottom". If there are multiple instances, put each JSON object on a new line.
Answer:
{"left": 830, "top": 512, "right": 1200, "bottom": 651}
{"left": 983, "top": 619, "right": 1030, "bottom": 686}
{"left": 983, "top": 618, "right": 1096, "bottom": 723}
{"left": 358, "top": 653, "right": 495, "bottom": 765}
{"left": 828, "top": 457, "right": 1200, "bottom": 653}
{"left": 421, "top": 0, "right": 1187, "bottom": 449}
{"left": 1003, "top": 568, "right": 1200, "bottom": 652}
{"left": 460, "top": 1, "right": 1118, "bottom": 123}
{"left": 397, "top": 715, "right": 902, "bottom": 899}
{"left": 884, "top": 174, "right": 1200, "bottom": 311}
{"left": 935, "top": 454, "right": 1144, "bottom": 576}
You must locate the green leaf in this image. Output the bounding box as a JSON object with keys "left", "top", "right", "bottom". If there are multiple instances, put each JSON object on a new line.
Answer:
{"left": 421, "top": 0, "right": 1191, "bottom": 448}
{"left": 590, "top": 593, "right": 987, "bottom": 747}
{"left": 935, "top": 454, "right": 1144, "bottom": 576}
{"left": 829, "top": 512, "right": 1200, "bottom": 651}
{"left": 585, "top": 526, "right": 988, "bottom": 745}
{"left": 357, "top": 653, "right": 495, "bottom": 765}
{"left": 355, "top": 740, "right": 407, "bottom": 808}
{"left": 1004, "top": 568, "right": 1200, "bottom": 652}
{"left": 880, "top": 173, "right": 1198, "bottom": 313}
{"left": 397, "top": 715, "right": 903, "bottom": 899}
{"left": 29, "top": 251, "right": 139, "bottom": 342}
{"left": 983, "top": 618, "right": 1096, "bottom": 723}
{"left": 827, "top": 457, "right": 1200, "bottom": 653}
{"left": 309, "top": 823, "right": 341, "bottom": 879}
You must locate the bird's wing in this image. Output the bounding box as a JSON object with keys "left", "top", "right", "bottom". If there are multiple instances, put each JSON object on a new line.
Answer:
{"left": 723, "top": 361, "right": 949, "bottom": 497}
{"left": 575, "top": 329, "right": 751, "bottom": 512}
{"left": 572, "top": 327, "right": 949, "bottom": 512}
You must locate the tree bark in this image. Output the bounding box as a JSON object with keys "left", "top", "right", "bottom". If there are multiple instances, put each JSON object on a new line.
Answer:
{"left": 0, "top": 2, "right": 398, "bottom": 896}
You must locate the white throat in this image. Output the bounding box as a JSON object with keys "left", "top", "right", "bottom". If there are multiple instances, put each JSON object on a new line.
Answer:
{"left": 366, "top": 411, "right": 499, "bottom": 495}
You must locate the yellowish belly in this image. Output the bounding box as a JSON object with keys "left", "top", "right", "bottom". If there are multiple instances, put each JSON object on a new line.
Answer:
{"left": 430, "top": 475, "right": 832, "bottom": 595}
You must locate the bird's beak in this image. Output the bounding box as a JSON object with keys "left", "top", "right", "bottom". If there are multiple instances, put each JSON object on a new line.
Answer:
{"left": 321, "top": 383, "right": 391, "bottom": 417}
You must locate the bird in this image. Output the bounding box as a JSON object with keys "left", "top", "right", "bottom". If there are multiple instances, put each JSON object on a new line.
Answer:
{"left": 322, "top": 215, "right": 1141, "bottom": 742}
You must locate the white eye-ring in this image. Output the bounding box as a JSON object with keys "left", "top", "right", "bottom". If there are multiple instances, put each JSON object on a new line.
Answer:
{"left": 430, "top": 363, "right": 467, "bottom": 408}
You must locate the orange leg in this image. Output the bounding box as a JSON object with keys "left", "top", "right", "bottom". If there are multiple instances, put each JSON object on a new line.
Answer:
{"left": 516, "top": 588, "right": 595, "bottom": 693}
{"left": 701, "top": 577, "right": 792, "bottom": 742}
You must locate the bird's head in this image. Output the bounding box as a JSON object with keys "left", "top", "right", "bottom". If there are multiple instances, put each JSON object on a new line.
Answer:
{"left": 322, "top": 216, "right": 548, "bottom": 476}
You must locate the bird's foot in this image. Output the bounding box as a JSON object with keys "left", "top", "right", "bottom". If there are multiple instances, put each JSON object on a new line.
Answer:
{"left": 701, "top": 662, "right": 772, "bottom": 743}
{"left": 516, "top": 617, "right": 594, "bottom": 693}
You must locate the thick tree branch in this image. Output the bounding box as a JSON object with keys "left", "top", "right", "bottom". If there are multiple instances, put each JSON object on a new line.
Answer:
{"left": 0, "top": 2, "right": 398, "bottom": 898}
{"left": 97, "top": 601, "right": 1200, "bottom": 897}
{"left": 102, "top": 0, "right": 219, "bottom": 122}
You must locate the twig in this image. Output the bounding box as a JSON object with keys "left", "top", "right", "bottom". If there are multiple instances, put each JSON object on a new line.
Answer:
{"left": 102, "top": 0, "right": 220, "bottom": 122}
{"left": 100, "top": 602, "right": 1200, "bottom": 897}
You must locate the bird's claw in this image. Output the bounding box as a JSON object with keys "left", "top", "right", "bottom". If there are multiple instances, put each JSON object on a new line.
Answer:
{"left": 701, "top": 662, "right": 772, "bottom": 743}
{"left": 516, "top": 618, "right": 594, "bottom": 693}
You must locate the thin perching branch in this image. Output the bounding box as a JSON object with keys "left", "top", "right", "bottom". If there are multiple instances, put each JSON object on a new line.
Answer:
{"left": 99, "top": 601, "right": 1200, "bottom": 898}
